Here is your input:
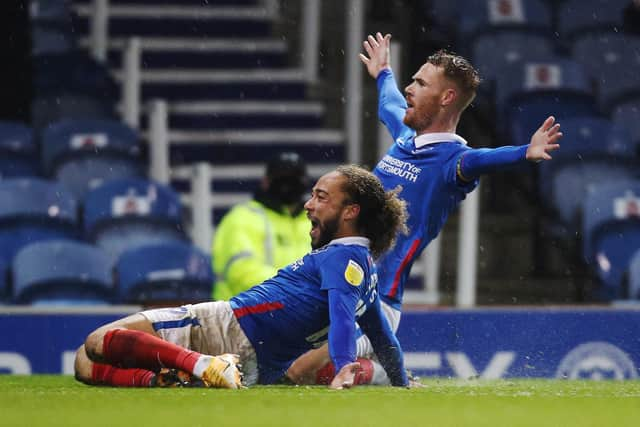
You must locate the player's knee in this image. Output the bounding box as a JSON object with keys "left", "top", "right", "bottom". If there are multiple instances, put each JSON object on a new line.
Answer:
{"left": 84, "top": 327, "right": 109, "bottom": 361}
{"left": 74, "top": 345, "right": 94, "bottom": 385}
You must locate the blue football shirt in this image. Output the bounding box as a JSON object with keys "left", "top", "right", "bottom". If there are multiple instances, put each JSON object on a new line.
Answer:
{"left": 374, "top": 69, "right": 479, "bottom": 309}
{"left": 230, "top": 236, "right": 406, "bottom": 385}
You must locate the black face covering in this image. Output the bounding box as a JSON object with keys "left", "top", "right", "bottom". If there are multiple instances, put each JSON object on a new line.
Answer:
{"left": 267, "top": 174, "right": 308, "bottom": 205}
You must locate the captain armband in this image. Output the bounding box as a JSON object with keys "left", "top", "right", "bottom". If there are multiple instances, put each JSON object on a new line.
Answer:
{"left": 456, "top": 157, "right": 472, "bottom": 183}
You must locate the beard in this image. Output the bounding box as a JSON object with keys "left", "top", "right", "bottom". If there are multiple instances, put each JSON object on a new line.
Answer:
{"left": 403, "top": 108, "right": 433, "bottom": 132}
{"left": 311, "top": 215, "right": 340, "bottom": 249}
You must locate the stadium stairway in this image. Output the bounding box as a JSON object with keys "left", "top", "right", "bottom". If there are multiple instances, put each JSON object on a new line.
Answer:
{"left": 70, "top": 0, "right": 344, "bottom": 222}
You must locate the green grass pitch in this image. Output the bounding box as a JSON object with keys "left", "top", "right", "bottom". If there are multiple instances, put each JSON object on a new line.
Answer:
{"left": 1, "top": 376, "right": 639, "bottom": 427}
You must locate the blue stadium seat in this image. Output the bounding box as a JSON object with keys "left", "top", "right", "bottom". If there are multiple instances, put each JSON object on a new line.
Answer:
{"left": 33, "top": 51, "right": 118, "bottom": 99}
{"left": 627, "top": 249, "right": 640, "bottom": 300}
{"left": 458, "top": 0, "right": 552, "bottom": 42}
{"left": 540, "top": 117, "right": 638, "bottom": 226}
{"left": 572, "top": 32, "right": 640, "bottom": 112}
{"left": 31, "top": 94, "right": 118, "bottom": 130}
{"left": 32, "top": 26, "right": 75, "bottom": 55}
{"left": 557, "top": 0, "right": 629, "bottom": 40}
{"left": 0, "top": 122, "right": 39, "bottom": 178}
{"left": 41, "top": 119, "right": 143, "bottom": 198}
{"left": 583, "top": 180, "right": 640, "bottom": 300}
{"left": 612, "top": 99, "right": 640, "bottom": 145}
{"left": 0, "top": 178, "right": 78, "bottom": 265}
{"left": 498, "top": 57, "right": 598, "bottom": 140}
{"left": 472, "top": 31, "right": 556, "bottom": 87}
{"left": 12, "top": 240, "right": 113, "bottom": 305}
{"left": 116, "top": 241, "right": 213, "bottom": 304}
{"left": 30, "top": 0, "right": 74, "bottom": 24}
{"left": 83, "top": 178, "right": 186, "bottom": 264}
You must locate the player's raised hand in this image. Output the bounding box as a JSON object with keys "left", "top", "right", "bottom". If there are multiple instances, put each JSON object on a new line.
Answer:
{"left": 359, "top": 32, "right": 392, "bottom": 79}
{"left": 329, "top": 362, "right": 361, "bottom": 390}
{"left": 526, "top": 116, "right": 562, "bottom": 162}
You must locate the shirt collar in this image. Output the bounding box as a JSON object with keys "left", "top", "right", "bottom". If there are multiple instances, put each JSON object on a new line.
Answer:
{"left": 414, "top": 132, "right": 468, "bottom": 149}
{"left": 328, "top": 236, "right": 370, "bottom": 248}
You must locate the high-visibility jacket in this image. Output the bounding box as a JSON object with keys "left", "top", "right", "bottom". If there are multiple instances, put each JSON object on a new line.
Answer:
{"left": 212, "top": 199, "right": 311, "bottom": 300}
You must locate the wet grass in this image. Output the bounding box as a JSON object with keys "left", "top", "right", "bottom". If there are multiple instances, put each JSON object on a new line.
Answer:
{"left": 1, "top": 375, "right": 639, "bottom": 426}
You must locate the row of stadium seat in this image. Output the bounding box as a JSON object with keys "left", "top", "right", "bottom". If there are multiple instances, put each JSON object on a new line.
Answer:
{"left": 582, "top": 180, "right": 640, "bottom": 300}
{"left": 420, "top": 0, "right": 640, "bottom": 300}
{"left": 0, "top": 119, "right": 143, "bottom": 199}
{"left": 0, "top": 239, "right": 212, "bottom": 305}
{"left": 0, "top": 176, "right": 186, "bottom": 266}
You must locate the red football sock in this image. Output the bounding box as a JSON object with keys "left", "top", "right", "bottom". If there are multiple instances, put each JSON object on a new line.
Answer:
{"left": 102, "top": 329, "right": 201, "bottom": 374}
{"left": 353, "top": 358, "right": 374, "bottom": 385}
{"left": 315, "top": 362, "right": 336, "bottom": 385}
{"left": 91, "top": 363, "right": 155, "bottom": 387}
{"left": 315, "top": 358, "right": 374, "bottom": 385}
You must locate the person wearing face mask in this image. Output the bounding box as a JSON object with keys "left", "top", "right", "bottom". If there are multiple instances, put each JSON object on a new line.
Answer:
{"left": 211, "top": 152, "right": 311, "bottom": 300}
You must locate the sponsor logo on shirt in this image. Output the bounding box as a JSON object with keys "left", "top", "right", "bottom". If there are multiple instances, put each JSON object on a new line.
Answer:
{"left": 377, "top": 154, "right": 422, "bottom": 183}
{"left": 344, "top": 259, "right": 364, "bottom": 287}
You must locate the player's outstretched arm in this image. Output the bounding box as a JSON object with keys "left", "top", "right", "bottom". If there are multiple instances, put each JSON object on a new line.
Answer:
{"left": 359, "top": 32, "right": 391, "bottom": 79}
{"left": 525, "top": 116, "right": 562, "bottom": 162}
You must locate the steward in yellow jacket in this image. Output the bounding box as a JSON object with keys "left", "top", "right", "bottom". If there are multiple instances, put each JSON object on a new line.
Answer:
{"left": 212, "top": 152, "right": 311, "bottom": 300}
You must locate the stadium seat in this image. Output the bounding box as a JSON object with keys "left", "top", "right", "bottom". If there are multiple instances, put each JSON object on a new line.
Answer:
{"left": 116, "top": 241, "right": 213, "bottom": 304}
{"left": 83, "top": 178, "right": 186, "bottom": 264}
{"left": 32, "top": 25, "right": 76, "bottom": 55}
{"left": 612, "top": 99, "right": 640, "bottom": 145}
{"left": 0, "top": 121, "right": 39, "bottom": 178}
{"left": 458, "top": 0, "right": 552, "bottom": 43}
{"left": 472, "top": 31, "right": 556, "bottom": 88}
{"left": 582, "top": 180, "right": 640, "bottom": 300}
{"left": 12, "top": 240, "right": 114, "bottom": 305}
{"left": 627, "top": 249, "right": 640, "bottom": 300}
{"left": 572, "top": 32, "right": 640, "bottom": 112}
{"left": 31, "top": 94, "right": 118, "bottom": 131}
{"left": 41, "top": 119, "right": 143, "bottom": 199}
{"left": 497, "top": 57, "right": 598, "bottom": 140}
{"left": 0, "top": 178, "right": 78, "bottom": 265}
{"left": 557, "top": 0, "right": 629, "bottom": 40}
{"left": 540, "top": 117, "right": 638, "bottom": 226}
{"left": 32, "top": 51, "right": 118, "bottom": 128}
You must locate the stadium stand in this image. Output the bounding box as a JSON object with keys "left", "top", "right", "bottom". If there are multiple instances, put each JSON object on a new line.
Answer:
{"left": 557, "top": 0, "right": 630, "bottom": 40}
{"left": 82, "top": 177, "right": 186, "bottom": 265}
{"left": 12, "top": 239, "right": 113, "bottom": 305}
{"left": 69, "top": 0, "right": 343, "bottom": 225}
{"left": 41, "top": 118, "right": 143, "bottom": 199}
{"left": 30, "top": 0, "right": 76, "bottom": 55}
{"left": 499, "top": 57, "right": 599, "bottom": 145}
{"left": 627, "top": 249, "right": 640, "bottom": 300}
{"left": 540, "top": 117, "right": 637, "bottom": 229}
{"left": 0, "top": 178, "right": 78, "bottom": 267}
{"left": 31, "top": 51, "right": 119, "bottom": 129}
{"left": 612, "top": 100, "right": 640, "bottom": 146}
{"left": 0, "top": 121, "right": 39, "bottom": 178}
{"left": 583, "top": 180, "right": 640, "bottom": 300}
{"left": 115, "top": 241, "right": 213, "bottom": 304}
{"left": 458, "top": 0, "right": 552, "bottom": 43}
{"left": 571, "top": 32, "right": 640, "bottom": 112}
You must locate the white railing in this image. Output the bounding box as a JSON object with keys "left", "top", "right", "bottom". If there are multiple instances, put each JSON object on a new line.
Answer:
{"left": 345, "top": 0, "right": 364, "bottom": 164}
{"left": 91, "top": 0, "right": 480, "bottom": 306}
{"left": 301, "top": 0, "right": 321, "bottom": 83}
{"left": 122, "top": 38, "right": 141, "bottom": 129}
{"left": 90, "top": 0, "right": 109, "bottom": 62}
